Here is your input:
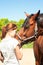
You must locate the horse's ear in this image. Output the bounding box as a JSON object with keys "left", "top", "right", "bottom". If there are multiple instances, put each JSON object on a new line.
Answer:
{"left": 36, "top": 10, "right": 40, "bottom": 17}
{"left": 24, "top": 12, "right": 29, "bottom": 17}
{"left": 34, "top": 10, "right": 40, "bottom": 19}
{"left": 37, "top": 10, "right": 40, "bottom": 15}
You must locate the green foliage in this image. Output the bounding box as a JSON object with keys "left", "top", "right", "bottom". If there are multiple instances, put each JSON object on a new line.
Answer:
{"left": 0, "top": 18, "right": 9, "bottom": 38}
{"left": 17, "top": 19, "right": 24, "bottom": 31}
{"left": 0, "top": 18, "right": 9, "bottom": 30}
{"left": 22, "top": 42, "right": 34, "bottom": 48}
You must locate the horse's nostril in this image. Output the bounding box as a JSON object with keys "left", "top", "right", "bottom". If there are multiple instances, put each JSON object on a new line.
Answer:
{"left": 23, "top": 35, "right": 27, "bottom": 38}
{"left": 23, "top": 34, "right": 26, "bottom": 36}
{"left": 24, "top": 35, "right": 26, "bottom": 36}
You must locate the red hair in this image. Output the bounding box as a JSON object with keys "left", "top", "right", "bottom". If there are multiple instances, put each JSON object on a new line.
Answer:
{"left": 2, "top": 23, "right": 17, "bottom": 39}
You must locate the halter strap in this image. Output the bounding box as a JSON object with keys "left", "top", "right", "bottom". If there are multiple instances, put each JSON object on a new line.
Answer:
{"left": 16, "top": 31, "right": 38, "bottom": 43}
{"left": 16, "top": 33, "right": 24, "bottom": 41}
{"left": 16, "top": 23, "right": 38, "bottom": 42}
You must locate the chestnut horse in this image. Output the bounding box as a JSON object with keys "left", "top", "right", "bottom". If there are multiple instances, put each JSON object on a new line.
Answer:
{"left": 15, "top": 10, "right": 43, "bottom": 65}
{"left": 18, "top": 10, "right": 43, "bottom": 65}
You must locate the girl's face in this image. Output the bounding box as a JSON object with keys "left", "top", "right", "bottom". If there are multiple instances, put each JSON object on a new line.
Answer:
{"left": 9, "top": 29, "right": 17, "bottom": 37}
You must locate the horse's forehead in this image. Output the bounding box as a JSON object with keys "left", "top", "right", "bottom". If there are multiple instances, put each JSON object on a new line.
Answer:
{"left": 29, "top": 16, "right": 35, "bottom": 25}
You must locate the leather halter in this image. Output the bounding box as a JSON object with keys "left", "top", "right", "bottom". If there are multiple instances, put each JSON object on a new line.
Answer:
{"left": 16, "top": 24, "right": 38, "bottom": 43}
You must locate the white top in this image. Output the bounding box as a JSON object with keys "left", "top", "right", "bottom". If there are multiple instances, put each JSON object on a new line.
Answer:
{"left": 0, "top": 36, "right": 20, "bottom": 65}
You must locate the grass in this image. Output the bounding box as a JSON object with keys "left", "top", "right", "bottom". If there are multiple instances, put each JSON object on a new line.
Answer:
{"left": 22, "top": 42, "right": 34, "bottom": 48}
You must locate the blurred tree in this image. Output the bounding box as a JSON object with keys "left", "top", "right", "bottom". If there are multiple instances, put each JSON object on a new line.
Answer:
{"left": 0, "top": 18, "right": 9, "bottom": 38}
{"left": 17, "top": 19, "right": 24, "bottom": 31}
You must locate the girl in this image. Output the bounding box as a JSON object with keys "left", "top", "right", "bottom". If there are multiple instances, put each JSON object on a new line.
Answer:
{"left": 0, "top": 23, "right": 23, "bottom": 65}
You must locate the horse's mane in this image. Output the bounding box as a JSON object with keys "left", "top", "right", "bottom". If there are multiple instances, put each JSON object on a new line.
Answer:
{"left": 39, "top": 13, "right": 43, "bottom": 17}
{"left": 22, "top": 14, "right": 34, "bottom": 28}
{"left": 37, "top": 13, "right": 43, "bottom": 28}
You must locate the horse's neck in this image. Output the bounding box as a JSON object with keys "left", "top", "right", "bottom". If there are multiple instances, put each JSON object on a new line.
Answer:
{"left": 36, "top": 35, "right": 43, "bottom": 44}
{"left": 37, "top": 27, "right": 43, "bottom": 36}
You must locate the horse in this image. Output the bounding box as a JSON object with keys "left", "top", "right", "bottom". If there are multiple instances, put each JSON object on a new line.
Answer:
{"left": 15, "top": 10, "right": 43, "bottom": 65}
{"left": 18, "top": 10, "right": 43, "bottom": 65}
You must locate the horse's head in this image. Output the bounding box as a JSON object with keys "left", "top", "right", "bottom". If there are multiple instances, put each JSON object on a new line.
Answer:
{"left": 18, "top": 10, "right": 40, "bottom": 41}
{"left": 30, "top": 10, "right": 43, "bottom": 36}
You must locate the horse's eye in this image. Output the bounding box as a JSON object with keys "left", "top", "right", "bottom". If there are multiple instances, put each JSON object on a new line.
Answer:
{"left": 26, "top": 25, "right": 29, "bottom": 28}
{"left": 25, "top": 24, "right": 30, "bottom": 29}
